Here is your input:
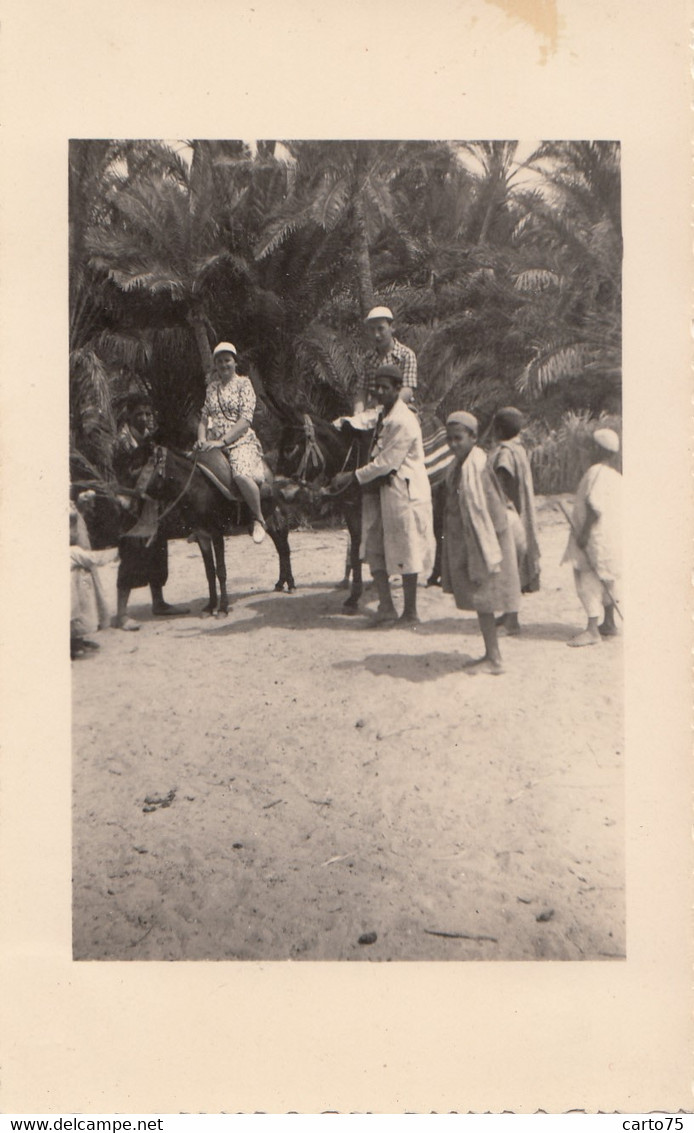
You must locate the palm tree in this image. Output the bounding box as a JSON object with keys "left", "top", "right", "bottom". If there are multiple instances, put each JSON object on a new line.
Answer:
{"left": 85, "top": 141, "right": 214, "bottom": 374}
{"left": 69, "top": 140, "right": 155, "bottom": 475}
{"left": 514, "top": 141, "right": 622, "bottom": 411}
{"left": 252, "top": 141, "right": 483, "bottom": 415}
{"left": 84, "top": 142, "right": 272, "bottom": 368}
{"left": 69, "top": 137, "right": 623, "bottom": 459}
{"left": 453, "top": 141, "right": 534, "bottom": 246}
{"left": 363, "top": 144, "right": 529, "bottom": 417}
{"left": 255, "top": 140, "right": 423, "bottom": 318}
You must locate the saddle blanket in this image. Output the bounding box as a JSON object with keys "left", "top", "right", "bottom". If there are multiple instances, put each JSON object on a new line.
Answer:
{"left": 195, "top": 449, "right": 274, "bottom": 502}
{"left": 420, "top": 411, "right": 455, "bottom": 487}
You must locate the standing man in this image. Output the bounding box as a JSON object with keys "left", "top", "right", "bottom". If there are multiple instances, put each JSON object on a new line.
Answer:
{"left": 354, "top": 306, "right": 418, "bottom": 413}
{"left": 562, "top": 427, "right": 622, "bottom": 647}
{"left": 332, "top": 364, "right": 434, "bottom": 626}
{"left": 491, "top": 406, "right": 541, "bottom": 634}
{"left": 112, "top": 394, "right": 190, "bottom": 631}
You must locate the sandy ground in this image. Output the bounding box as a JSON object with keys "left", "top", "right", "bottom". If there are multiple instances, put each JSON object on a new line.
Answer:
{"left": 72, "top": 497, "right": 624, "bottom": 962}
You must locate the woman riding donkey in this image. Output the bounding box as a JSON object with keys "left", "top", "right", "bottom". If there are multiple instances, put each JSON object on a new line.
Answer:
{"left": 193, "top": 342, "right": 268, "bottom": 545}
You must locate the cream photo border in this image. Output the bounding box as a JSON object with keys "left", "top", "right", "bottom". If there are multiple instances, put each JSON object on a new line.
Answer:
{"left": 1, "top": 0, "right": 691, "bottom": 1114}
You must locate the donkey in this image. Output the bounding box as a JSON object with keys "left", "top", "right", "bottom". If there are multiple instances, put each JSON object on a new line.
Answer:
{"left": 124, "top": 441, "right": 295, "bottom": 616}
{"left": 275, "top": 407, "right": 453, "bottom": 612}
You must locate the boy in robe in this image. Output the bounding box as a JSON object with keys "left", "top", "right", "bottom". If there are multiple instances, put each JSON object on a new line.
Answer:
{"left": 441, "top": 412, "right": 521, "bottom": 674}
{"left": 562, "top": 427, "right": 621, "bottom": 646}
{"left": 491, "top": 406, "right": 541, "bottom": 634}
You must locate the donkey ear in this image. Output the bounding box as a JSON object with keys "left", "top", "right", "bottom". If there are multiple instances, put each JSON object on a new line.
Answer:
{"left": 262, "top": 385, "right": 302, "bottom": 425}
{"left": 247, "top": 362, "right": 293, "bottom": 423}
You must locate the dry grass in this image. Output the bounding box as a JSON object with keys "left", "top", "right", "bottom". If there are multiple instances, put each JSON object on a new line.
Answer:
{"left": 527, "top": 411, "right": 622, "bottom": 495}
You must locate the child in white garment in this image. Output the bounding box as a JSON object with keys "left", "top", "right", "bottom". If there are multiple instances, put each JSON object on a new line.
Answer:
{"left": 70, "top": 497, "right": 118, "bottom": 659}
{"left": 562, "top": 428, "right": 622, "bottom": 647}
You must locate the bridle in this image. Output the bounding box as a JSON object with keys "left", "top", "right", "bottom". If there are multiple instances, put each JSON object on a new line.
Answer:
{"left": 285, "top": 414, "right": 360, "bottom": 497}
{"left": 132, "top": 444, "right": 200, "bottom": 531}
{"left": 133, "top": 444, "right": 166, "bottom": 497}
{"left": 294, "top": 414, "right": 327, "bottom": 482}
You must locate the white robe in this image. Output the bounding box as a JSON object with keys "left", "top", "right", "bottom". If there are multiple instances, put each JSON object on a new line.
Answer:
{"left": 349, "top": 398, "right": 435, "bottom": 576}
{"left": 562, "top": 462, "right": 621, "bottom": 582}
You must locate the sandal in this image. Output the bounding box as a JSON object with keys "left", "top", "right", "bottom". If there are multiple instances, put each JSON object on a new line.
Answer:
{"left": 112, "top": 616, "right": 141, "bottom": 631}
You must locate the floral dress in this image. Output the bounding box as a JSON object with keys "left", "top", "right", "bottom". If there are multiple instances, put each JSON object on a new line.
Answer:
{"left": 201, "top": 375, "right": 265, "bottom": 483}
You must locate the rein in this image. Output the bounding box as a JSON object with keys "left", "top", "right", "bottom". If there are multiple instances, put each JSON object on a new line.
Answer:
{"left": 155, "top": 448, "right": 200, "bottom": 524}
{"left": 295, "top": 414, "right": 327, "bottom": 482}
{"left": 132, "top": 446, "right": 200, "bottom": 543}
{"left": 319, "top": 440, "right": 359, "bottom": 497}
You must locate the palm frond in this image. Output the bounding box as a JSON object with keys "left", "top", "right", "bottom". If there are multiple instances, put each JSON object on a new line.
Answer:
{"left": 91, "top": 329, "right": 151, "bottom": 371}
{"left": 254, "top": 211, "right": 314, "bottom": 259}
{"left": 518, "top": 342, "right": 589, "bottom": 395}
{"left": 310, "top": 174, "right": 351, "bottom": 230}
{"left": 514, "top": 269, "right": 560, "bottom": 292}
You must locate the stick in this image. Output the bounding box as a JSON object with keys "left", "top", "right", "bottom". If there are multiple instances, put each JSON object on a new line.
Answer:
{"left": 129, "top": 923, "right": 154, "bottom": 947}
{"left": 557, "top": 502, "right": 623, "bottom": 621}
{"left": 321, "top": 853, "right": 353, "bottom": 866}
{"left": 424, "top": 929, "right": 498, "bottom": 943}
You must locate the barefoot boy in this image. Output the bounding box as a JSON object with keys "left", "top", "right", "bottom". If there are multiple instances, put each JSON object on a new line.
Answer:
{"left": 562, "top": 427, "right": 621, "bottom": 647}
{"left": 492, "top": 406, "right": 541, "bottom": 635}
{"left": 441, "top": 411, "right": 521, "bottom": 674}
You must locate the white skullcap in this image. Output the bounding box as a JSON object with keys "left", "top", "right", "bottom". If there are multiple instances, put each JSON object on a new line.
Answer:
{"left": 593, "top": 427, "right": 620, "bottom": 453}
{"left": 365, "top": 306, "right": 394, "bottom": 322}
{"left": 213, "top": 341, "right": 237, "bottom": 357}
{"left": 446, "top": 410, "right": 478, "bottom": 434}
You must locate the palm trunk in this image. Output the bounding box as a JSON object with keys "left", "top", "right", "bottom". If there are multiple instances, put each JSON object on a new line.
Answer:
{"left": 248, "top": 361, "right": 267, "bottom": 400}
{"left": 477, "top": 183, "right": 498, "bottom": 245}
{"left": 352, "top": 195, "right": 375, "bottom": 318}
{"left": 188, "top": 309, "right": 213, "bottom": 379}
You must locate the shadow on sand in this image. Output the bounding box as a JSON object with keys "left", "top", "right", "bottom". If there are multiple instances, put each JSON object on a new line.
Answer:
{"left": 411, "top": 616, "right": 575, "bottom": 643}
{"left": 194, "top": 590, "right": 374, "bottom": 636}
{"left": 129, "top": 587, "right": 580, "bottom": 647}
{"left": 333, "top": 651, "right": 476, "bottom": 683}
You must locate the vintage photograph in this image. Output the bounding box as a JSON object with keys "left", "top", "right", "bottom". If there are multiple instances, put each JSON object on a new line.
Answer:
{"left": 70, "top": 138, "right": 623, "bottom": 962}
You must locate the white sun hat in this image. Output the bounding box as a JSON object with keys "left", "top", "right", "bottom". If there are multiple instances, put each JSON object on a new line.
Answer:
{"left": 593, "top": 427, "right": 620, "bottom": 453}
{"left": 213, "top": 341, "right": 237, "bottom": 357}
{"left": 364, "top": 306, "right": 394, "bottom": 322}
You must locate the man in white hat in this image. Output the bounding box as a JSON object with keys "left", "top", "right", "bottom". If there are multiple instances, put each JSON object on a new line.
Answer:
{"left": 562, "top": 426, "right": 622, "bottom": 646}
{"left": 354, "top": 306, "right": 417, "bottom": 413}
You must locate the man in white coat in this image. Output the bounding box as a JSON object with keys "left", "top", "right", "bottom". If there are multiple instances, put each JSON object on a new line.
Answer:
{"left": 332, "top": 363, "right": 435, "bottom": 626}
